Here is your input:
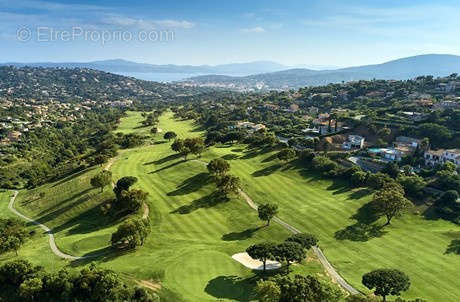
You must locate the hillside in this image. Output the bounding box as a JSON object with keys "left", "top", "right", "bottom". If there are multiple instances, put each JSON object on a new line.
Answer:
{"left": 183, "top": 54, "right": 460, "bottom": 90}
{"left": 0, "top": 60, "right": 289, "bottom": 77}
{"left": 0, "top": 66, "right": 207, "bottom": 102}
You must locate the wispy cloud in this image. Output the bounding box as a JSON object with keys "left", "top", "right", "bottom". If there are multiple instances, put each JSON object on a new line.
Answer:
{"left": 300, "top": 3, "right": 460, "bottom": 40}
{"left": 241, "top": 26, "right": 265, "bottom": 33}
{"left": 0, "top": 0, "right": 106, "bottom": 11}
{"left": 101, "top": 16, "right": 194, "bottom": 30}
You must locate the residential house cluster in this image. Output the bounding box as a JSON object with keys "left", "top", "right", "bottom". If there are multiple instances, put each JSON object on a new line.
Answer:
{"left": 230, "top": 121, "right": 266, "bottom": 133}
{"left": 342, "top": 135, "right": 365, "bottom": 150}
{"left": 424, "top": 149, "right": 460, "bottom": 167}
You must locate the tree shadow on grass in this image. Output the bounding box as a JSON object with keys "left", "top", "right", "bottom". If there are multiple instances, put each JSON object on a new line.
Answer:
{"left": 221, "top": 227, "right": 262, "bottom": 241}
{"left": 348, "top": 188, "right": 372, "bottom": 200}
{"left": 153, "top": 140, "right": 167, "bottom": 145}
{"left": 144, "top": 153, "right": 181, "bottom": 166}
{"left": 252, "top": 164, "right": 282, "bottom": 177}
{"left": 204, "top": 275, "right": 255, "bottom": 302}
{"left": 52, "top": 166, "right": 97, "bottom": 188}
{"left": 170, "top": 191, "right": 229, "bottom": 215}
{"left": 445, "top": 240, "right": 460, "bottom": 254}
{"left": 240, "top": 146, "right": 274, "bottom": 160}
{"left": 149, "top": 160, "right": 184, "bottom": 174}
{"left": 167, "top": 173, "right": 211, "bottom": 196}
{"left": 335, "top": 201, "right": 386, "bottom": 242}
{"left": 261, "top": 153, "right": 278, "bottom": 163}
{"left": 51, "top": 202, "right": 121, "bottom": 235}
{"left": 70, "top": 246, "right": 135, "bottom": 267}
{"left": 222, "top": 154, "right": 240, "bottom": 160}
{"left": 23, "top": 188, "right": 96, "bottom": 228}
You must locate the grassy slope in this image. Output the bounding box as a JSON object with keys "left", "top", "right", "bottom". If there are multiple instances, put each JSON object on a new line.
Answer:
{"left": 202, "top": 145, "right": 460, "bottom": 301}
{"left": 1, "top": 112, "right": 324, "bottom": 302}
{"left": 107, "top": 112, "right": 323, "bottom": 301}
{"left": 0, "top": 191, "right": 64, "bottom": 269}
{"left": 14, "top": 167, "right": 116, "bottom": 256}
{"left": 2, "top": 110, "right": 457, "bottom": 301}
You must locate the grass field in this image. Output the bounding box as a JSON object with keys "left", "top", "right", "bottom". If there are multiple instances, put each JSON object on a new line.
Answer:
{"left": 2, "top": 110, "right": 458, "bottom": 301}
{"left": 0, "top": 111, "right": 324, "bottom": 302}
{"left": 201, "top": 145, "right": 460, "bottom": 301}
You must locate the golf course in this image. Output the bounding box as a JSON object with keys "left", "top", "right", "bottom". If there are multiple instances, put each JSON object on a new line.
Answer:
{"left": 1, "top": 111, "right": 459, "bottom": 301}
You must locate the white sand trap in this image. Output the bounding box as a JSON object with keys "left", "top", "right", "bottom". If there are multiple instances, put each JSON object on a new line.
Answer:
{"left": 232, "top": 252, "right": 281, "bottom": 270}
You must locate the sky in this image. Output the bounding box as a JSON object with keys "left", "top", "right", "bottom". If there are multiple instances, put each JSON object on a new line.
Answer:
{"left": 1, "top": 0, "right": 460, "bottom": 67}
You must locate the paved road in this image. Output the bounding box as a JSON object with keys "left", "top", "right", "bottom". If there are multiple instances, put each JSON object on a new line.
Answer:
{"left": 8, "top": 190, "right": 84, "bottom": 260}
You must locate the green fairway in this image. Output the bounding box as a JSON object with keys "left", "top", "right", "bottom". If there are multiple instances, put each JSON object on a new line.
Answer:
{"left": 199, "top": 145, "right": 460, "bottom": 301}
{"left": 3, "top": 110, "right": 458, "bottom": 301}
{"left": 115, "top": 111, "right": 152, "bottom": 135}
{"left": 107, "top": 111, "right": 323, "bottom": 301}
{"left": 1, "top": 111, "right": 324, "bottom": 301}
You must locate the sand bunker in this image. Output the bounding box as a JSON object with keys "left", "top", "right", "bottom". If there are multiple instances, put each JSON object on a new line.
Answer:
{"left": 232, "top": 252, "right": 281, "bottom": 270}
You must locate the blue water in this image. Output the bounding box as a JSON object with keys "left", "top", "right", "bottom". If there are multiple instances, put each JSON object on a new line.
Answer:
{"left": 114, "top": 72, "right": 203, "bottom": 82}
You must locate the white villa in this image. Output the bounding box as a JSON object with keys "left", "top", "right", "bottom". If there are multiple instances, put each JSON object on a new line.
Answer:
{"left": 342, "top": 135, "right": 365, "bottom": 150}
{"left": 424, "top": 149, "right": 460, "bottom": 167}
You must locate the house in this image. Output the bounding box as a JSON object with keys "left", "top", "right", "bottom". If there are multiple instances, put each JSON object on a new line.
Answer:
{"left": 433, "top": 101, "right": 459, "bottom": 111}
{"left": 233, "top": 121, "right": 266, "bottom": 133}
{"left": 394, "top": 136, "right": 421, "bottom": 151}
{"left": 342, "top": 135, "right": 365, "bottom": 150}
{"left": 7, "top": 131, "right": 22, "bottom": 142}
{"left": 263, "top": 104, "right": 279, "bottom": 111}
{"left": 425, "top": 149, "right": 460, "bottom": 167}
{"left": 400, "top": 112, "right": 428, "bottom": 122}
{"left": 287, "top": 104, "right": 299, "bottom": 112}
{"left": 369, "top": 148, "right": 404, "bottom": 162}
{"left": 308, "top": 106, "right": 319, "bottom": 114}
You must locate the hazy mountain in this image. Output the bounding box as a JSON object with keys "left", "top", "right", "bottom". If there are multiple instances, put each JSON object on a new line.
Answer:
{"left": 183, "top": 54, "right": 460, "bottom": 90}
{"left": 0, "top": 59, "right": 288, "bottom": 77}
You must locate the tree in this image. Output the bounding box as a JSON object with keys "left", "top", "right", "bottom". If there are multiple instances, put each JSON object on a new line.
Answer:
{"left": 207, "top": 158, "right": 230, "bottom": 177}
{"left": 272, "top": 242, "right": 305, "bottom": 271}
{"left": 19, "top": 277, "right": 43, "bottom": 301}
{"left": 150, "top": 127, "right": 158, "bottom": 135}
{"left": 416, "top": 123, "right": 451, "bottom": 148}
{"left": 171, "top": 138, "right": 185, "bottom": 153}
{"left": 111, "top": 218, "right": 150, "bottom": 249}
{"left": 184, "top": 137, "right": 205, "bottom": 158}
{"left": 436, "top": 190, "right": 459, "bottom": 207}
{"left": 382, "top": 162, "right": 400, "bottom": 179}
{"left": 351, "top": 171, "right": 368, "bottom": 187}
{"left": 116, "top": 189, "right": 148, "bottom": 214}
{"left": 0, "top": 259, "right": 41, "bottom": 287}
{"left": 271, "top": 274, "right": 343, "bottom": 302}
{"left": 90, "top": 170, "right": 112, "bottom": 193}
{"left": 286, "top": 233, "right": 318, "bottom": 250}
{"left": 373, "top": 182, "right": 412, "bottom": 226}
{"left": 171, "top": 139, "right": 192, "bottom": 160}
{"left": 255, "top": 280, "right": 281, "bottom": 302}
{"left": 367, "top": 172, "right": 392, "bottom": 190}
{"left": 397, "top": 175, "right": 426, "bottom": 197}
{"left": 216, "top": 174, "right": 240, "bottom": 196}
{"left": 362, "top": 269, "right": 410, "bottom": 302}
{"left": 258, "top": 203, "right": 279, "bottom": 226}
{"left": 0, "top": 218, "right": 28, "bottom": 256}
{"left": 277, "top": 148, "right": 296, "bottom": 162}
{"left": 163, "top": 131, "right": 177, "bottom": 141}
{"left": 246, "top": 242, "right": 276, "bottom": 273}
{"left": 113, "top": 176, "right": 138, "bottom": 198}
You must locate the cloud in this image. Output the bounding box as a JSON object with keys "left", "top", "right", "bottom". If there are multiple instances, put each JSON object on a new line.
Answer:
{"left": 300, "top": 3, "right": 460, "bottom": 39}
{"left": 241, "top": 26, "right": 265, "bottom": 33}
{"left": 0, "top": 0, "right": 106, "bottom": 11}
{"left": 101, "top": 16, "right": 194, "bottom": 30}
